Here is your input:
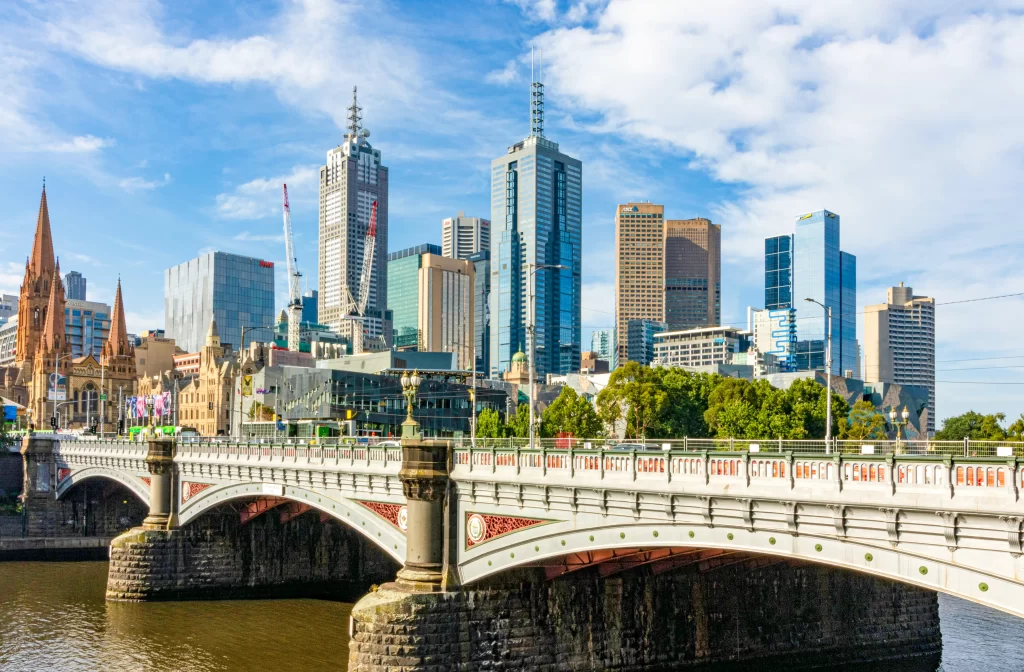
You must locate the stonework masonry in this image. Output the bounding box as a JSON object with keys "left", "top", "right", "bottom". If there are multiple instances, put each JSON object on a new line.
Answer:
{"left": 107, "top": 504, "right": 398, "bottom": 601}
{"left": 349, "top": 564, "right": 941, "bottom": 672}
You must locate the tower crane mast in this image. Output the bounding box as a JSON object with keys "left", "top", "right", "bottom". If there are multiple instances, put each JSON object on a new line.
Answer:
{"left": 356, "top": 200, "right": 378, "bottom": 318}
{"left": 282, "top": 184, "right": 302, "bottom": 352}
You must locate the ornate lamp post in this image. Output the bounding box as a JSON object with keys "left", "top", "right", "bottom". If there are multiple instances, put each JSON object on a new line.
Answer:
{"left": 400, "top": 370, "right": 422, "bottom": 440}
{"left": 803, "top": 298, "right": 834, "bottom": 453}
{"left": 889, "top": 405, "right": 910, "bottom": 454}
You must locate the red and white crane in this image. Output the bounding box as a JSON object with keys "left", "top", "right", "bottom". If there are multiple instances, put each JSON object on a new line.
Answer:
{"left": 282, "top": 184, "right": 302, "bottom": 352}
{"left": 355, "top": 200, "right": 378, "bottom": 318}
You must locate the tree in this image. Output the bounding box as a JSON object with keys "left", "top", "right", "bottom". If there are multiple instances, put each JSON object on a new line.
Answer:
{"left": 596, "top": 362, "right": 668, "bottom": 439}
{"left": 656, "top": 368, "right": 718, "bottom": 438}
{"left": 505, "top": 403, "right": 531, "bottom": 438}
{"left": 540, "top": 387, "right": 604, "bottom": 438}
{"left": 935, "top": 411, "right": 1007, "bottom": 440}
{"left": 785, "top": 378, "right": 849, "bottom": 439}
{"left": 476, "top": 408, "right": 504, "bottom": 438}
{"left": 840, "top": 400, "right": 888, "bottom": 440}
{"left": 1007, "top": 414, "right": 1024, "bottom": 441}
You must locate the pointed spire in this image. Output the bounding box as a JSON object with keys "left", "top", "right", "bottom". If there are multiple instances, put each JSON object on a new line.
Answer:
{"left": 103, "top": 278, "right": 132, "bottom": 361}
{"left": 40, "top": 263, "right": 66, "bottom": 354}
{"left": 30, "top": 184, "right": 55, "bottom": 280}
{"left": 347, "top": 86, "right": 362, "bottom": 140}
{"left": 206, "top": 316, "right": 220, "bottom": 347}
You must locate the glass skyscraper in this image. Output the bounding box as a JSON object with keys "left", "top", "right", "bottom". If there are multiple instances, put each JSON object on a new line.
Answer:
{"left": 386, "top": 244, "right": 441, "bottom": 350}
{"left": 164, "top": 251, "right": 275, "bottom": 353}
{"left": 764, "top": 235, "right": 793, "bottom": 310}
{"left": 468, "top": 250, "right": 490, "bottom": 375}
{"left": 489, "top": 73, "right": 582, "bottom": 379}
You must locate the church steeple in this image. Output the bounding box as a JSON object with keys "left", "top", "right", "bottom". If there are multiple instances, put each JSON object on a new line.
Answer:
{"left": 102, "top": 279, "right": 133, "bottom": 362}
{"left": 29, "top": 185, "right": 55, "bottom": 281}
{"left": 15, "top": 184, "right": 58, "bottom": 367}
{"left": 38, "top": 262, "right": 67, "bottom": 355}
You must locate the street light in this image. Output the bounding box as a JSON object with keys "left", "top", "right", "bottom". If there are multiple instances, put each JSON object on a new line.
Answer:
{"left": 527, "top": 263, "right": 569, "bottom": 449}
{"left": 804, "top": 298, "right": 834, "bottom": 452}
{"left": 400, "top": 370, "right": 422, "bottom": 440}
{"left": 889, "top": 405, "right": 910, "bottom": 454}
{"left": 50, "top": 353, "right": 74, "bottom": 430}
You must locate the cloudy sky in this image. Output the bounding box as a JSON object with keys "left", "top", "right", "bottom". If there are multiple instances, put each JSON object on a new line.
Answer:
{"left": 2, "top": 0, "right": 1023, "bottom": 424}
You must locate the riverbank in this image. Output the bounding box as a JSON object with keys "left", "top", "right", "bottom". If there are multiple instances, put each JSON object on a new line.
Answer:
{"left": 0, "top": 536, "right": 112, "bottom": 561}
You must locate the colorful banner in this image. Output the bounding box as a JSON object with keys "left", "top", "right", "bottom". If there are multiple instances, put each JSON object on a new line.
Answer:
{"left": 136, "top": 396, "right": 146, "bottom": 418}
{"left": 48, "top": 373, "right": 67, "bottom": 401}
{"left": 241, "top": 375, "right": 254, "bottom": 397}
{"left": 154, "top": 393, "right": 165, "bottom": 417}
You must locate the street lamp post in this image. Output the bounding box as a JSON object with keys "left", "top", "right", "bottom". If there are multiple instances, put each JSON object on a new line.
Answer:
{"left": 889, "top": 405, "right": 910, "bottom": 454}
{"left": 50, "top": 353, "right": 74, "bottom": 430}
{"left": 400, "top": 370, "right": 422, "bottom": 440}
{"left": 804, "top": 298, "right": 834, "bottom": 453}
{"left": 527, "top": 263, "right": 569, "bottom": 449}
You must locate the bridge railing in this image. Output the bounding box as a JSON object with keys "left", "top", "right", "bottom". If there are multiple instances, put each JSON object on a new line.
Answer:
{"left": 452, "top": 437, "right": 1024, "bottom": 457}
{"left": 174, "top": 439, "right": 403, "bottom": 468}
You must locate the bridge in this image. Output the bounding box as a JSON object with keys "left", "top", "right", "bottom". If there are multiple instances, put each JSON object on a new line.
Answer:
{"left": 15, "top": 431, "right": 1024, "bottom": 669}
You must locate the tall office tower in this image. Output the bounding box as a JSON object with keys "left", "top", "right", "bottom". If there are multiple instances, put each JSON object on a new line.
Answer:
{"left": 864, "top": 283, "right": 935, "bottom": 433}
{"left": 489, "top": 58, "right": 582, "bottom": 380}
{"left": 764, "top": 235, "right": 793, "bottom": 310}
{"left": 468, "top": 251, "right": 491, "bottom": 375}
{"left": 751, "top": 307, "right": 796, "bottom": 372}
{"left": 65, "top": 298, "right": 111, "bottom": 358}
{"left": 443, "top": 212, "right": 490, "bottom": 260}
{"left": 791, "top": 209, "right": 857, "bottom": 376}
{"left": 0, "top": 294, "right": 17, "bottom": 324}
{"left": 318, "top": 87, "right": 390, "bottom": 341}
{"left": 165, "top": 251, "right": 275, "bottom": 353}
{"left": 664, "top": 218, "right": 721, "bottom": 331}
{"left": 64, "top": 271, "right": 86, "bottom": 301}
{"left": 626, "top": 318, "right": 667, "bottom": 366}
{"left": 301, "top": 289, "right": 319, "bottom": 324}
{"left": 386, "top": 244, "right": 474, "bottom": 369}
{"left": 590, "top": 329, "right": 615, "bottom": 365}
{"left": 615, "top": 203, "right": 665, "bottom": 365}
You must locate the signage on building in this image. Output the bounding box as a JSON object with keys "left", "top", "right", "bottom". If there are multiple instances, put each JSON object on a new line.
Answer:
{"left": 259, "top": 260, "right": 274, "bottom": 268}
{"left": 241, "top": 376, "right": 253, "bottom": 397}
{"left": 48, "top": 373, "right": 67, "bottom": 401}
{"left": 620, "top": 205, "right": 640, "bottom": 213}
{"left": 3, "top": 405, "right": 15, "bottom": 423}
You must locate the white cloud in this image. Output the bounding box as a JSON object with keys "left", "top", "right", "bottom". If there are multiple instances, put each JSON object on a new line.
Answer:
{"left": 215, "top": 165, "right": 318, "bottom": 221}
{"left": 0, "top": 262, "right": 24, "bottom": 296}
{"left": 125, "top": 309, "right": 164, "bottom": 334}
{"left": 67, "top": 252, "right": 101, "bottom": 266}
{"left": 234, "top": 232, "right": 285, "bottom": 243}
{"left": 486, "top": 60, "right": 520, "bottom": 86}
{"left": 505, "top": 0, "right": 558, "bottom": 22}
{"left": 118, "top": 172, "right": 171, "bottom": 192}
{"left": 46, "top": 135, "right": 115, "bottom": 153}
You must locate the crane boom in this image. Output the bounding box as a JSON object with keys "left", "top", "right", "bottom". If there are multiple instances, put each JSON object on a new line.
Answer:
{"left": 356, "top": 200, "right": 378, "bottom": 317}
{"left": 282, "top": 184, "right": 302, "bottom": 352}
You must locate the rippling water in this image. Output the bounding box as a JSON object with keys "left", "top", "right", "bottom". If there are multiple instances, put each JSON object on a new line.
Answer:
{"left": 0, "top": 562, "right": 1021, "bottom": 671}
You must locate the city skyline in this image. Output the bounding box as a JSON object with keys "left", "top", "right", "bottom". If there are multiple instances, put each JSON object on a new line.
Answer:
{"left": 1, "top": 1, "right": 1023, "bottom": 422}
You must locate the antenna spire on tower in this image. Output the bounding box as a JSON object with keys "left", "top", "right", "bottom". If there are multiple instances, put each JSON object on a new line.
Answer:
{"left": 531, "top": 47, "right": 545, "bottom": 138}
{"left": 347, "top": 86, "right": 363, "bottom": 139}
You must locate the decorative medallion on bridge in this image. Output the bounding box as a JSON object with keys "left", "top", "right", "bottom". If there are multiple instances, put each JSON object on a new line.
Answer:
{"left": 465, "top": 512, "right": 551, "bottom": 548}
{"left": 357, "top": 501, "right": 408, "bottom": 533}
{"left": 57, "top": 468, "right": 72, "bottom": 484}
{"left": 181, "top": 482, "right": 212, "bottom": 504}
{"left": 141, "top": 477, "right": 151, "bottom": 487}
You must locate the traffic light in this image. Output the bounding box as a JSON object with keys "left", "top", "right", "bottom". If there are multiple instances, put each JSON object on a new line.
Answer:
{"left": 117, "top": 419, "right": 124, "bottom": 435}
{"left": 49, "top": 416, "right": 56, "bottom": 429}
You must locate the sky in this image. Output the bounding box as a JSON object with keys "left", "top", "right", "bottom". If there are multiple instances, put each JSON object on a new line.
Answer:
{"left": 2, "top": 0, "right": 1024, "bottom": 424}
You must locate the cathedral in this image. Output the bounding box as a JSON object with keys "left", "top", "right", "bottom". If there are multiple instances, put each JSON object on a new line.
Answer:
{"left": 0, "top": 187, "right": 137, "bottom": 430}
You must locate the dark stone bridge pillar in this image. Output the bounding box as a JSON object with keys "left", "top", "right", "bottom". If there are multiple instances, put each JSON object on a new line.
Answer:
{"left": 19, "top": 434, "right": 58, "bottom": 537}
{"left": 142, "top": 435, "right": 175, "bottom": 530}
{"left": 394, "top": 439, "right": 450, "bottom": 593}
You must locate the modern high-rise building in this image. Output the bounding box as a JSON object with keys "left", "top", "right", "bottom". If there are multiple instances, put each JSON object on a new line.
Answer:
{"left": 489, "top": 66, "right": 582, "bottom": 380}
{"left": 65, "top": 298, "right": 111, "bottom": 358}
{"left": 301, "top": 289, "right": 319, "bottom": 324}
{"left": 164, "top": 251, "right": 275, "bottom": 353}
{"left": 750, "top": 307, "right": 796, "bottom": 372}
{"left": 764, "top": 235, "right": 793, "bottom": 310}
{"left": 664, "top": 218, "right": 721, "bottom": 331}
{"left": 385, "top": 244, "right": 474, "bottom": 369}
{"left": 626, "top": 318, "right": 667, "bottom": 367}
{"left": 468, "top": 250, "right": 491, "bottom": 376}
{"left": 653, "top": 326, "right": 750, "bottom": 369}
{"left": 443, "top": 213, "right": 490, "bottom": 260}
{"left": 864, "top": 283, "right": 935, "bottom": 433}
{"left": 590, "top": 329, "right": 615, "bottom": 365}
{"left": 318, "top": 87, "right": 389, "bottom": 340}
{"left": 0, "top": 316, "right": 17, "bottom": 366}
{"left": 0, "top": 294, "right": 17, "bottom": 324}
{"left": 615, "top": 203, "right": 665, "bottom": 365}
{"left": 64, "top": 271, "right": 86, "bottom": 301}
{"left": 789, "top": 209, "right": 857, "bottom": 376}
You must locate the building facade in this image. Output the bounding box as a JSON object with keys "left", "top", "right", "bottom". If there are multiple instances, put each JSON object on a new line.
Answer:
{"left": 176, "top": 318, "right": 237, "bottom": 436}
{"left": 0, "top": 294, "right": 17, "bottom": 324}
{"left": 590, "top": 329, "right": 615, "bottom": 367}
{"left": 301, "top": 289, "right": 318, "bottom": 324}
{"left": 135, "top": 332, "right": 180, "bottom": 379}
{"left": 165, "top": 251, "right": 275, "bottom": 354}
{"left": 864, "top": 283, "right": 936, "bottom": 434}
{"left": 0, "top": 317, "right": 17, "bottom": 367}
{"left": 653, "top": 326, "right": 750, "bottom": 370}
{"left": 64, "top": 271, "right": 86, "bottom": 301}
{"left": 443, "top": 212, "right": 490, "bottom": 260}
{"left": 468, "top": 251, "right": 491, "bottom": 376}
{"left": 489, "top": 72, "right": 582, "bottom": 380}
{"left": 388, "top": 244, "right": 441, "bottom": 350}
{"left": 318, "top": 88, "right": 389, "bottom": 337}
{"left": 65, "top": 298, "right": 111, "bottom": 358}
{"left": 626, "top": 318, "right": 667, "bottom": 367}
{"left": 764, "top": 235, "right": 794, "bottom": 310}
{"left": 664, "top": 218, "right": 721, "bottom": 331}
{"left": 615, "top": 203, "right": 665, "bottom": 365}
{"left": 750, "top": 308, "right": 797, "bottom": 372}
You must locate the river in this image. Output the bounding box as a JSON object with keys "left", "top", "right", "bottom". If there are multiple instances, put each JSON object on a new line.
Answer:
{"left": 1, "top": 562, "right": 1022, "bottom": 671}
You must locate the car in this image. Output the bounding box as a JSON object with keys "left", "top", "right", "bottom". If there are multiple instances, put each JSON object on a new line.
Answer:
{"left": 609, "top": 442, "right": 661, "bottom": 452}
{"left": 376, "top": 440, "right": 402, "bottom": 447}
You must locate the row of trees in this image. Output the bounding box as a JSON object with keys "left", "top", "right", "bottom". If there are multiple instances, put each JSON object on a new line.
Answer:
{"left": 935, "top": 412, "right": 1024, "bottom": 441}
{"left": 475, "top": 362, "right": 904, "bottom": 440}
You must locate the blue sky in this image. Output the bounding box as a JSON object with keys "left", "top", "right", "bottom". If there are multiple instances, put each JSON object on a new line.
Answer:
{"left": 2, "top": 0, "right": 1024, "bottom": 424}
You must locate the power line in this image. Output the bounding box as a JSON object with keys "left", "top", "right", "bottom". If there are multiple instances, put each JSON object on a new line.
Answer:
{"left": 937, "top": 354, "right": 1024, "bottom": 363}
{"left": 938, "top": 365, "right": 1024, "bottom": 372}
{"left": 936, "top": 381, "right": 1024, "bottom": 385}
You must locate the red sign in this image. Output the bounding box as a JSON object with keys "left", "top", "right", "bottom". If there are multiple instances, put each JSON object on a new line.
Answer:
{"left": 259, "top": 260, "right": 274, "bottom": 268}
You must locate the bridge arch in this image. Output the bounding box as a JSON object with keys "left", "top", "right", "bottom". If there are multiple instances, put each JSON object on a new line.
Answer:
{"left": 56, "top": 466, "right": 150, "bottom": 506}
{"left": 177, "top": 481, "right": 406, "bottom": 564}
{"left": 459, "top": 519, "right": 1024, "bottom": 619}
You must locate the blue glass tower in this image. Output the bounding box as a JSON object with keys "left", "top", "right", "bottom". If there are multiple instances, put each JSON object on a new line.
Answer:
{"left": 489, "top": 70, "right": 582, "bottom": 379}
{"left": 764, "top": 235, "right": 793, "bottom": 310}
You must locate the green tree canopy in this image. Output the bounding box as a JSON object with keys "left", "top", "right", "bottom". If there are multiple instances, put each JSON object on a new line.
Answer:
{"left": 1007, "top": 414, "right": 1024, "bottom": 441}
{"left": 505, "top": 403, "right": 531, "bottom": 438}
{"left": 839, "top": 400, "right": 889, "bottom": 440}
{"left": 935, "top": 411, "right": 1007, "bottom": 440}
{"left": 476, "top": 408, "right": 504, "bottom": 438}
{"left": 596, "top": 362, "right": 667, "bottom": 439}
{"left": 540, "top": 387, "right": 604, "bottom": 438}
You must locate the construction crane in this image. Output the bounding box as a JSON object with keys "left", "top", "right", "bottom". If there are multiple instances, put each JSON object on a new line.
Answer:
{"left": 356, "top": 200, "right": 379, "bottom": 318}
{"left": 282, "top": 184, "right": 302, "bottom": 352}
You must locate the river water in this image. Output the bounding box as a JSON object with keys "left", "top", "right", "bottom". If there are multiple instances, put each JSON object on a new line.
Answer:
{"left": 1, "top": 562, "right": 1022, "bottom": 671}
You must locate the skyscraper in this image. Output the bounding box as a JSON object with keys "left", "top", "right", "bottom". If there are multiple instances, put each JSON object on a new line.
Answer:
{"left": 64, "top": 271, "right": 86, "bottom": 301}
{"left": 764, "top": 235, "right": 793, "bottom": 310}
{"left": 65, "top": 298, "right": 111, "bottom": 358}
{"left": 590, "top": 329, "right": 615, "bottom": 365}
{"left": 468, "top": 250, "right": 491, "bottom": 376}
{"left": 318, "top": 87, "right": 389, "bottom": 342}
{"left": 489, "top": 59, "right": 582, "bottom": 380}
{"left": 615, "top": 202, "right": 665, "bottom": 365}
{"left": 443, "top": 213, "right": 490, "bottom": 260}
{"left": 664, "top": 218, "right": 721, "bottom": 331}
{"left": 864, "top": 283, "right": 935, "bottom": 433}
{"left": 301, "top": 289, "right": 318, "bottom": 324}
{"left": 387, "top": 244, "right": 441, "bottom": 350}
{"left": 626, "top": 318, "right": 667, "bottom": 366}
{"left": 791, "top": 209, "right": 857, "bottom": 376}
{"left": 164, "top": 251, "right": 275, "bottom": 353}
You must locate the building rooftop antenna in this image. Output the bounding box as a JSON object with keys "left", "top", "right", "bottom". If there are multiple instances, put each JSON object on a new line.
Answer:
{"left": 347, "top": 86, "right": 363, "bottom": 140}
{"left": 531, "top": 47, "right": 545, "bottom": 138}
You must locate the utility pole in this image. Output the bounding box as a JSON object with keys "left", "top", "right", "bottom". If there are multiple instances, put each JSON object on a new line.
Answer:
{"left": 118, "top": 385, "right": 124, "bottom": 436}
{"left": 99, "top": 362, "right": 105, "bottom": 435}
